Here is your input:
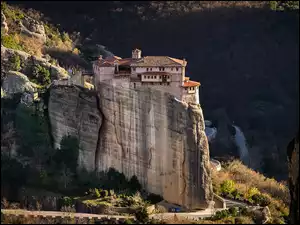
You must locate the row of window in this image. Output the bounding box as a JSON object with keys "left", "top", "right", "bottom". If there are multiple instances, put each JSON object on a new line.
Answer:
{"left": 185, "top": 87, "right": 196, "bottom": 91}
{"left": 132, "top": 67, "right": 179, "bottom": 72}
{"left": 143, "top": 75, "right": 170, "bottom": 79}
{"left": 142, "top": 82, "right": 171, "bottom": 86}
{"left": 133, "top": 82, "right": 171, "bottom": 88}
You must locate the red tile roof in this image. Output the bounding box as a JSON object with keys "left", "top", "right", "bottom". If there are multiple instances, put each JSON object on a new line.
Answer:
{"left": 183, "top": 80, "right": 200, "bottom": 87}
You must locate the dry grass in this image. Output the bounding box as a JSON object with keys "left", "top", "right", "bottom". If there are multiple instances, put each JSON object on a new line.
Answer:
{"left": 18, "top": 34, "right": 44, "bottom": 57}
{"left": 213, "top": 160, "right": 289, "bottom": 205}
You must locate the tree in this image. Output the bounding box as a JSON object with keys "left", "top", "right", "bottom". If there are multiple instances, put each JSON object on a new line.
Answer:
{"left": 9, "top": 54, "right": 21, "bottom": 71}
{"left": 134, "top": 206, "right": 149, "bottom": 223}
{"left": 270, "top": 1, "right": 299, "bottom": 11}
{"left": 59, "top": 163, "right": 73, "bottom": 189}
{"left": 129, "top": 175, "right": 142, "bottom": 192}
{"left": 55, "top": 135, "right": 80, "bottom": 173}
{"left": 220, "top": 180, "right": 236, "bottom": 195}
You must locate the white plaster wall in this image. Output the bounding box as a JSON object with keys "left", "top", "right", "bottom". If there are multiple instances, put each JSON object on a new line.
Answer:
{"left": 93, "top": 65, "right": 115, "bottom": 89}
{"left": 195, "top": 87, "right": 200, "bottom": 104}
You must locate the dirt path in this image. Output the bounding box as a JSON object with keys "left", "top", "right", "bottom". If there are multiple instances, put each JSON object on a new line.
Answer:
{"left": 1, "top": 209, "right": 133, "bottom": 219}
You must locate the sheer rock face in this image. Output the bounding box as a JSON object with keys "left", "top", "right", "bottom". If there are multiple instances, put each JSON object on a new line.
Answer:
{"left": 287, "top": 133, "right": 299, "bottom": 224}
{"left": 48, "top": 84, "right": 213, "bottom": 209}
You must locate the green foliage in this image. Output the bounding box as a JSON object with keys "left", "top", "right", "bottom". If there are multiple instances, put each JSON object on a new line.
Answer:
{"left": 251, "top": 193, "right": 271, "bottom": 206}
{"left": 2, "top": 2, "right": 25, "bottom": 22}
{"left": 245, "top": 187, "right": 260, "bottom": 202}
{"left": 1, "top": 154, "right": 26, "bottom": 185}
{"left": 54, "top": 135, "right": 79, "bottom": 173}
{"left": 269, "top": 1, "right": 299, "bottom": 11}
{"left": 94, "top": 188, "right": 101, "bottom": 198}
{"left": 129, "top": 175, "right": 142, "bottom": 192}
{"left": 15, "top": 104, "right": 51, "bottom": 158}
{"left": 213, "top": 209, "right": 230, "bottom": 220}
{"left": 146, "top": 193, "right": 163, "bottom": 204}
{"left": 220, "top": 180, "right": 236, "bottom": 195}
{"left": 31, "top": 64, "right": 51, "bottom": 86}
{"left": 124, "top": 218, "right": 134, "bottom": 224}
{"left": 9, "top": 54, "right": 21, "bottom": 71}
{"left": 1, "top": 34, "right": 24, "bottom": 51}
{"left": 228, "top": 207, "right": 239, "bottom": 217}
{"left": 270, "top": 1, "right": 299, "bottom": 11}
{"left": 61, "top": 32, "right": 71, "bottom": 42}
{"left": 134, "top": 206, "right": 149, "bottom": 223}
{"left": 59, "top": 196, "right": 74, "bottom": 207}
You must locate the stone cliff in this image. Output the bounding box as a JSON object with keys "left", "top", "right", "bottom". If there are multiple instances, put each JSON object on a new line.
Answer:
{"left": 48, "top": 83, "right": 213, "bottom": 209}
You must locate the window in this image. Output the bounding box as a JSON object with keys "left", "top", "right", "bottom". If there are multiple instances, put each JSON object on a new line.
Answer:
{"left": 176, "top": 68, "right": 179, "bottom": 71}
{"left": 171, "top": 68, "right": 173, "bottom": 71}
{"left": 138, "top": 74, "right": 141, "bottom": 78}
{"left": 147, "top": 68, "right": 149, "bottom": 71}
{"left": 151, "top": 76, "right": 153, "bottom": 79}
{"left": 167, "top": 76, "right": 170, "bottom": 79}
{"left": 160, "top": 82, "right": 162, "bottom": 85}
{"left": 144, "top": 75, "right": 146, "bottom": 78}
{"left": 159, "top": 76, "right": 162, "bottom": 79}
{"left": 133, "top": 67, "right": 136, "bottom": 71}
{"left": 150, "top": 68, "right": 152, "bottom": 71}
{"left": 134, "top": 83, "right": 136, "bottom": 88}
{"left": 162, "top": 67, "right": 165, "bottom": 71}
{"left": 154, "top": 76, "right": 156, "bottom": 79}
{"left": 167, "top": 82, "right": 170, "bottom": 86}
{"left": 148, "top": 76, "right": 150, "bottom": 79}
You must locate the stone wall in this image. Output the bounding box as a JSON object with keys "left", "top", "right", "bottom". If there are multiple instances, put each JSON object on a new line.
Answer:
{"left": 48, "top": 83, "right": 213, "bottom": 209}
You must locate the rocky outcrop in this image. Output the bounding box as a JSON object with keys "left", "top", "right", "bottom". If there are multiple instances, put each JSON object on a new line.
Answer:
{"left": 20, "top": 16, "right": 46, "bottom": 43}
{"left": 1, "top": 46, "right": 69, "bottom": 80}
{"left": 1, "top": 11, "right": 8, "bottom": 35}
{"left": 2, "top": 71, "right": 38, "bottom": 97}
{"left": 48, "top": 84, "right": 213, "bottom": 209}
{"left": 287, "top": 132, "right": 299, "bottom": 224}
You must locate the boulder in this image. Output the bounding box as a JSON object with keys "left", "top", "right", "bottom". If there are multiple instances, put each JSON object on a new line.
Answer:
{"left": 20, "top": 16, "right": 46, "bottom": 43}
{"left": 1, "top": 71, "right": 37, "bottom": 97}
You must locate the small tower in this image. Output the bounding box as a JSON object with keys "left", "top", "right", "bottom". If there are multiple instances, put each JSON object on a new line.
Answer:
{"left": 132, "top": 48, "right": 142, "bottom": 59}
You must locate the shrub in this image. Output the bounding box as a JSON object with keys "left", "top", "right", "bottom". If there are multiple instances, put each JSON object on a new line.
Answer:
{"left": 1, "top": 198, "right": 10, "bottom": 209}
{"left": 129, "top": 175, "right": 142, "bottom": 192}
{"left": 234, "top": 216, "right": 255, "bottom": 224}
{"left": 94, "top": 188, "right": 101, "bottom": 198}
{"left": 251, "top": 193, "right": 271, "bottom": 206}
{"left": 9, "top": 54, "right": 21, "bottom": 71}
{"left": 220, "top": 180, "right": 235, "bottom": 195}
{"left": 228, "top": 207, "right": 238, "bottom": 217}
{"left": 30, "top": 64, "right": 51, "bottom": 86}
{"left": 134, "top": 206, "right": 149, "bottom": 223}
{"left": 124, "top": 218, "right": 134, "bottom": 224}
{"left": 1, "top": 34, "right": 24, "bottom": 50}
{"left": 245, "top": 187, "right": 260, "bottom": 202}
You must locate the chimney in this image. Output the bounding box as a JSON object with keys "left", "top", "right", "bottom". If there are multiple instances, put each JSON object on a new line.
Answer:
{"left": 132, "top": 49, "right": 142, "bottom": 59}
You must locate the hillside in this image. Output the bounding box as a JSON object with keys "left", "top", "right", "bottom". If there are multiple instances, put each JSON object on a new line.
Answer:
{"left": 9, "top": 1, "right": 299, "bottom": 180}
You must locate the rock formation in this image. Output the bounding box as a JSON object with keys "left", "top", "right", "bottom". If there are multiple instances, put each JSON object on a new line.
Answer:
{"left": 1, "top": 46, "right": 69, "bottom": 81}
{"left": 20, "top": 16, "right": 47, "bottom": 43}
{"left": 287, "top": 132, "right": 299, "bottom": 224}
{"left": 2, "top": 71, "right": 38, "bottom": 97}
{"left": 48, "top": 83, "right": 213, "bottom": 209}
{"left": 1, "top": 11, "right": 8, "bottom": 35}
